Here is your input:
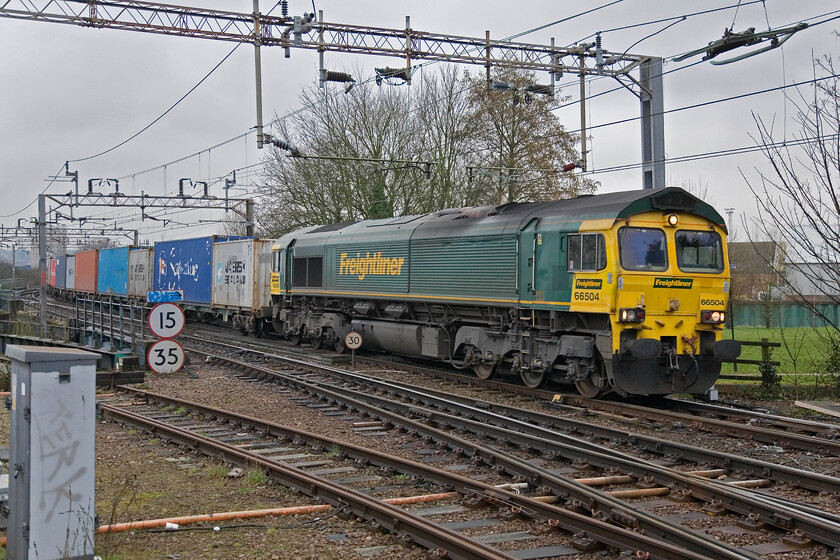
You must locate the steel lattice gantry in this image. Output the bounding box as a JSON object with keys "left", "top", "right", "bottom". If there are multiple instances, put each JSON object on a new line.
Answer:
{"left": 0, "top": 0, "right": 666, "bottom": 189}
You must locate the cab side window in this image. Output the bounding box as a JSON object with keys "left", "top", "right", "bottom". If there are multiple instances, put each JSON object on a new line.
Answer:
{"left": 292, "top": 257, "right": 323, "bottom": 287}
{"left": 567, "top": 233, "right": 607, "bottom": 271}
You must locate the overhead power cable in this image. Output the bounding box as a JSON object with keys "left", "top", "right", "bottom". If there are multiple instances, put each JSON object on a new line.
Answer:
{"left": 0, "top": 163, "right": 66, "bottom": 219}
{"left": 565, "top": 73, "right": 840, "bottom": 136}
{"left": 113, "top": 0, "right": 628, "bottom": 182}
{"left": 68, "top": 45, "right": 242, "bottom": 163}
{"left": 583, "top": 132, "right": 840, "bottom": 176}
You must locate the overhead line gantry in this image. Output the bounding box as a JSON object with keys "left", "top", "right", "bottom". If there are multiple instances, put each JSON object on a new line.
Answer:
{"left": 0, "top": 0, "right": 665, "bottom": 189}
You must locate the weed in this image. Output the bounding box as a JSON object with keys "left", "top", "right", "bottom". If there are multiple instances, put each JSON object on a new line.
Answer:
{"left": 0, "top": 362, "right": 10, "bottom": 392}
{"left": 207, "top": 465, "right": 229, "bottom": 480}
{"left": 243, "top": 468, "right": 267, "bottom": 487}
{"left": 326, "top": 444, "right": 341, "bottom": 458}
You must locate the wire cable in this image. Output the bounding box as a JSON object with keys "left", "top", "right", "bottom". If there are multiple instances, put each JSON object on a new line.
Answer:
{"left": 582, "top": 132, "right": 840, "bottom": 177}
{"left": 503, "top": 0, "right": 624, "bottom": 42}
{"left": 0, "top": 163, "right": 66, "bottom": 219}
{"left": 68, "top": 45, "right": 242, "bottom": 163}
{"left": 565, "top": 73, "right": 840, "bottom": 136}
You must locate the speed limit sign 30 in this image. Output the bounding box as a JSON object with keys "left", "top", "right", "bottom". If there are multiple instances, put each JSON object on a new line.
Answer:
{"left": 344, "top": 331, "right": 363, "bottom": 350}
{"left": 147, "top": 339, "right": 186, "bottom": 374}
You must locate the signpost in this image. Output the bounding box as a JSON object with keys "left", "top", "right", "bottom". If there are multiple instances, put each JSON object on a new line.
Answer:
{"left": 147, "top": 302, "right": 186, "bottom": 374}
{"left": 148, "top": 303, "right": 186, "bottom": 339}
{"left": 345, "top": 331, "right": 362, "bottom": 369}
{"left": 147, "top": 339, "right": 186, "bottom": 374}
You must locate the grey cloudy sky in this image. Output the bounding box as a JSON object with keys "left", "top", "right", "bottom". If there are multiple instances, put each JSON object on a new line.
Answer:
{"left": 1, "top": 0, "right": 838, "bottom": 249}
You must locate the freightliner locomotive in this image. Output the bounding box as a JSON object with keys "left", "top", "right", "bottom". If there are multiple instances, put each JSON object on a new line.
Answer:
{"left": 269, "top": 187, "right": 742, "bottom": 397}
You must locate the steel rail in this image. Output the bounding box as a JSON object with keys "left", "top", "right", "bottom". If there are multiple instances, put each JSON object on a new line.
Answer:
{"left": 189, "top": 352, "right": 758, "bottom": 560}
{"left": 102, "top": 403, "right": 515, "bottom": 560}
{"left": 663, "top": 397, "right": 840, "bottom": 437}
{"left": 553, "top": 394, "right": 840, "bottom": 457}
{"left": 185, "top": 334, "right": 840, "bottom": 493}
{"left": 352, "top": 352, "right": 840, "bottom": 456}
{"left": 353, "top": 373, "right": 840, "bottom": 495}
{"left": 105, "top": 390, "right": 718, "bottom": 560}
{"left": 183, "top": 341, "right": 840, "bottom": 552}
{"left": 313, "top": 371, "right": 840, "bottom": 550}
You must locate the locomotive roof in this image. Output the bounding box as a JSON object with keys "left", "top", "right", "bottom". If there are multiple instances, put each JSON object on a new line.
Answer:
{"left": 519, "top": 186, "right": 726, "bottom": 229}
{"left": 273, "top": 187, "right": 726, "bottom": 248}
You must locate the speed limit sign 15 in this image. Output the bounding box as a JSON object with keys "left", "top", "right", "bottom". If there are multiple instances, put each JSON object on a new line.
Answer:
{"left": 344, "top": 331, "right": 363, "bottom": 350}
{"left": 147, "top": 339, "right": 186, "bottom": 374}
{"left": 148, "top": 303, "right": 185, "bottom": 339}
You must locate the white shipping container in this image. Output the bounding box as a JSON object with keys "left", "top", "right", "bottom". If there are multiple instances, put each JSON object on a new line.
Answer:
{"left": 128, "top": 248, "right": 154, "bottom": 297}
{"left": 212, "top": 239, "right": 272, "bottom": 312}
{"left": 65, "top": 256, "right": 76, "bottom": 291}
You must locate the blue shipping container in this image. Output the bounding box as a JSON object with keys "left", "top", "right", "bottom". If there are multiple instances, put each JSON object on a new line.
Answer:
{"left": 97, "top": 247, "right": 131, "bottom": 295}
{"left": 54, "top": 256, "right": 67, "bottom": 290}
{"left": 154, "top": 236, "right": 245, "bottom": 304}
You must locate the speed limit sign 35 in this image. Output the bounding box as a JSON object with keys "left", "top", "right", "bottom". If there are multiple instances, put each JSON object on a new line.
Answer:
{"left": 147, "top": 339, "right": 186, "bottom": 374}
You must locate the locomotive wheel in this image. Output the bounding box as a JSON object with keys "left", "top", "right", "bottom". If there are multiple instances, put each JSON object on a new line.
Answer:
{"left": 573, "top": 362, "right": 606, "bottom": 399}
{"left": 473, "top": 362, "right": 496, "bottom": 380}
{"left": 289, "top": 331, "right": 303, "bottom": 346}
{"left": 521, "top": 369, "right": 547, "bottom": 389}
{"left": 311, "top": 335, "right": 324, "bottom": 350}
{"left": 334, "top": 339, "right": 346, "bottom": 354}
{"left": 574, "top": 378, "right": 601, "bottom": 399}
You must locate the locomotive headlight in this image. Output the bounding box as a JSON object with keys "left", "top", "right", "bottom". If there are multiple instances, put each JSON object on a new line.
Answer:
{"left": 666, "top": 214, "right": 679, "bottom": 227}
{"left": 701, "top": 310, "right": 726, "bottom": 324}
{"left": 618, "top": 308, "right": 646, "bottom": 323}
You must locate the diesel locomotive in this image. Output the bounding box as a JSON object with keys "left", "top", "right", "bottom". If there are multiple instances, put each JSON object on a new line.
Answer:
{"left": 269, "top": 187, "right": 742, "bottom": 397}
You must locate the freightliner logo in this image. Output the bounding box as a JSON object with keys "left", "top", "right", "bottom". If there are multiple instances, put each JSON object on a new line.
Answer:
{"left": 653, "top": 277, "right": 694, "bottom": 289}
{"left": 575, "top": 279, "right": 602, "bottom": 290}
{"left": 339, "top": 252, "right": 405, "bottom": 280}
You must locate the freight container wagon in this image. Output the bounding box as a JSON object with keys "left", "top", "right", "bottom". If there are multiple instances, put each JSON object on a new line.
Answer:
{"left": 65, "top": 255, "right": 76, "bottom": 291}
{"left": 154, "top": 236, "right": 245, "bottom": 305}
{"left": 48, "top": 257, "right": 57, "bottom": 287}
{"left": 128, "top": 247, "right": 154, "bottom": 298}
{"left": 212, "top": 238, "right": 272, "bottom": 334}
{"left": 97, "top": 247, "right": 130, "bottom": 295}
{"left": 74, "top": 250, "right": 98, "bottom": 294}
{"left": 54, "top": 256, "right": 67, "bottom": 290}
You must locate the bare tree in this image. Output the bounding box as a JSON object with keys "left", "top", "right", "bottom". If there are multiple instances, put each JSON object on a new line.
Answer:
{"left": 745, "top": 55, "right": 840, "bottom": 389}
{"left": 256, "top": 66, "right": 596, "bottom": 236}
{"left": 465, "top": 68, "right": 597, "bottom": 204}
{"left": 414, "top": 66, "right": 476, "bottom": 211}
{"left": 744, "top": 56, "right": 840, "bottom": 329}
{"left": 257, "top": 77, "right": 420, "bottom": 236}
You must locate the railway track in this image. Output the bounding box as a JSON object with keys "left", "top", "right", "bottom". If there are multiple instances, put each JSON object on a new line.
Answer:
{"left": 174, "top": 334, "right": 840, "bottom": 557}
{"left": 100, "top": 388, "right": 725, "bottom": 560}
{"left": 187, "top": 330, "right": 840, "bottom": 459}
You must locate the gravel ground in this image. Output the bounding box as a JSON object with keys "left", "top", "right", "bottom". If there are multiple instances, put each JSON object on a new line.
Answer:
{"left": 3, "top": 335, "right": 839, "bottom": 559}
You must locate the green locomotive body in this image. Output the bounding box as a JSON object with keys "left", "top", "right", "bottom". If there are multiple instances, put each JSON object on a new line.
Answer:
{"left": 270, "top": 187, "right": 740, "bottom": 397}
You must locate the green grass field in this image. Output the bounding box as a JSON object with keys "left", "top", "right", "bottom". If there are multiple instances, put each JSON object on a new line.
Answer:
{"left": 720, "top": 326, "right": 832, "bottom": 374}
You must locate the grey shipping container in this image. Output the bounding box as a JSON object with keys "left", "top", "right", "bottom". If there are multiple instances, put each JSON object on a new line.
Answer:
{"left": 128, "top": 247, "right": 154, "bottom": 297}
{"left": 212, "top": 238, "right": 272, "bottom": 312}
{"left": 65, "top": 255, "right": 75, "bottom": 290}
{"left": 54, "top": 256, "right": 67, "bottom": 289}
